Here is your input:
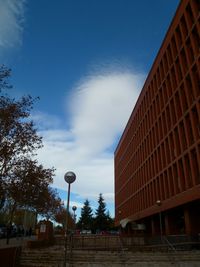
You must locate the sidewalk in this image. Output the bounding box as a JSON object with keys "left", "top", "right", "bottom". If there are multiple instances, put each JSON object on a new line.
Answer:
{"left": 0, "top": 236, "right": 36, "bottom": 248}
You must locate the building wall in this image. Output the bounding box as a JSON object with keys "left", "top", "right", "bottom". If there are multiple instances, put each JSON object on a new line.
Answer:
{"left": 115, "top": 0, "right": 200, "bottom": 235}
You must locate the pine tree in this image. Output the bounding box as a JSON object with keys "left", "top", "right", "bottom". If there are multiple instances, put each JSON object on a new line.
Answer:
{"left": 94, "top": 193, "right": 108, "bottom": 231}
{"left": 77, "top": 199, "right": 93, "bottom": 230}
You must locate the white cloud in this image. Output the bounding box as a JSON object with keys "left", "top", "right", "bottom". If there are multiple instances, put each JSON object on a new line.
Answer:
{"left": 31, "top": 112, "right": 64, "bottom": 130}
{"left": 36, "top": 68, "right": 145, "bottom": 207}
{"left": 70, "top": 72, "right": 143, "bottom": 155}
{"left": 0, "top": 0, "right": 26, "bottom": 51}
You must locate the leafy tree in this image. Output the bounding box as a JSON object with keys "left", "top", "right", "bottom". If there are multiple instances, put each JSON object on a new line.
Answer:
{"left": 0, "top": 66, "right": 42, "bottom": 204}
{"left": 94, "top": 193, "right": 110, "bottom": 231}
{"left": 0, "top": 65, "right": 55, "bottom": 226}
{"left": 5, "top": 158, "right": 55, "bottom": 223}
{"left": 54, "top": 205, "right": 74, "bottom": 230}
{"left": 77, "top": 199, "right": 93, "bottom": 230}
{"left": 0, "top": 65, "right": 12, "bottom": 91}
{"left": 37, "top": 187, "right": 62, "bottom": 221}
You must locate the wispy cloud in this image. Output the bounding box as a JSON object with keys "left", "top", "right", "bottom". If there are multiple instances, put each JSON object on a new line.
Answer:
{"left": 0, "top": 0, "right": 26, "bottom": 52}
{"left": 35, "top": 67, "right": 145, "bottom": 210}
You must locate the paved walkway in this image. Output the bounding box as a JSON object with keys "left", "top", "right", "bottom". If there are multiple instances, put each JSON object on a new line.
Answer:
{"left": 0, "top": 236, "right": 36, "bottom": 248}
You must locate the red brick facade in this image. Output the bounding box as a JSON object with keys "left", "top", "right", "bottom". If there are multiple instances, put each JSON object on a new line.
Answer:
{"left": 115, "top": 0, "right": 200, "bottom": 236}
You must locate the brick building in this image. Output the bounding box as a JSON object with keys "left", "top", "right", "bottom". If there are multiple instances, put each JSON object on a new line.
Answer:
{"left": 115, "top": 0, "right": 200, "bottom": 236}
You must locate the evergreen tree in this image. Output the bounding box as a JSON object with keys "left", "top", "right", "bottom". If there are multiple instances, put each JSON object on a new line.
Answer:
{"left": 77, "top": 199, "right": 93, "bottom": 230}
{"left": 94, "top": 193, "right": 108, "bottom": 231}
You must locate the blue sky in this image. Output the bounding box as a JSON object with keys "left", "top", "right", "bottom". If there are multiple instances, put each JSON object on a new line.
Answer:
{"left": 0, "top": 0, "right": 179, "bottom": 218}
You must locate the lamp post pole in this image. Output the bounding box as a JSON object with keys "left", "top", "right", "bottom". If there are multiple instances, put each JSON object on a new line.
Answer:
{"left": 72, "top": 206, "right": 77, "bottom": 225}
{"left": 156, "top": 200, "right": 163, "bottom": 244}
{"left": 63, "top": 171, "right": 76, "bottom": 267}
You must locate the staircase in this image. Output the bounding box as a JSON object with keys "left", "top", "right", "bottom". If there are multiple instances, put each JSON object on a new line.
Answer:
{"left": 20, "top": 246, "right": 64, "bottom": 267}
{"left": 19, "top": 246, "right": 200, "bottom": 267}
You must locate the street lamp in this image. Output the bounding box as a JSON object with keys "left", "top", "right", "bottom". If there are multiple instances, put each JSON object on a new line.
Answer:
{"left": 64, "top": 171, "right": 76, "bottom": 267}
{"left": 72, "top": 205, "right": 77, "bottom": 223}
{"left": 156, "top": 200, "right": 163, "bottom": 243}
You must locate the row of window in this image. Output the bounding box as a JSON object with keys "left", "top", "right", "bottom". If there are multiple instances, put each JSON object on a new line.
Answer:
{"left": 116, "top": 145, "right": 200, "bottom": 218}
{"left": 116, "top": 54, "right": 199, "bottom": 169}
{"left": 116, "top": 98, "right": 200, "bottom": 188}
{"left": 115, "top": 0, "right": 200, "bottom": 221}
{"left": 138, "top": 1, "right": 200, "bottom": 123}
{"left": 115, "top": 0, "right": 199, "bottom": 164}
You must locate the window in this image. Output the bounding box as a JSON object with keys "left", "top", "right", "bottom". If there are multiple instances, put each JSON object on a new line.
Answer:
{"left": 165, "top": 137, "right": 171, "bottom": 164}
{"left": 170, "top": 66, "right": 177, "bottom": 89}
{"left": 169, "top": 132, "right": 175, "bottom": 160}
{"left": 178, "top": 159, "right": 186, "bottom": 191}
{"left": 167, "top": 44, "right": 173, "bottom": 66}
{"left": 180, "top": 15, "right": 188, "bottom": 40}
{"left": 170, "top": 98, "right": 177, "bottom": 125}
{"left": 191, "top": 27, "right": 200, "bottom": 56}
{"left": 159, "top": 89, "right": 164, "bottom": 110}
{"left": 160, "top": 60, "right": 165, "bottom": 81}
{"left": 173, "top": 163, "right": 180, "bottom": 194}
{"left": 180, "top": 48, "right": 188, "bottom": 74}
{"left": 191, "top": 106, "right": 200, "bottom": 140}
{"left": 175, "top": 57, "right": 183, "bottom": 83}
{"left": 164, "top": 171, "right": 170, "bottom": 199}
{"left": 175, "top": 25, "right": 183, "bottom": 49}
{"left": 191, "top": 149, "right": 200, "bottom": 185}
{"left": 186, "top": 3, "right": 195, "bottom": 27}
{"left": 171, "top": 35, "right": 178, "bottom": 57}
{"left": 191, "top": 0, "right": 200, "bottom": 17}
{"left": 184, "top": 154, "right": 193, "bottom": 188}
{"left": 168, "top": 167, "right": 175, "bottom": 196}
{"left": 174, "top": 127, "right": 181, "bottom": 156}
{"left": 166, "top": 75, "right": 173, "bottom": 98}
{"left": 185, "top": 74, "right": 195, "bottom": 105}
{"left": 162, "top": 111, "right": 167, "bottom": 134}
{"left": 185, "top": 114, "right": 194, "bottom": 146}
{"left": 166, "top": 105, "right": 172, "bottom": 131}
{"left": 185, "top": 37, "right": 194, "bottom": 64}
{"left": 191, "top": 65, "right": 200, "bottom": 97}
{"left": 179, "top": 84, "right": 188, "bottom": 113}
{"left": 174, "top": 92, "right": 182, "bottom": 120}
{"left": 179, "top": 121, "right": 187, "bottom": 151}
{"left": 163, "top": 52, "right": 169, "bottom": 74}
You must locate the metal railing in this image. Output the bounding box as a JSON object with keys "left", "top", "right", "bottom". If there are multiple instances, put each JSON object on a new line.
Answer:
{"left": 163, "top": 236, "right": 176, "bottom": 251}
{"left": 58, "top": 234, "right": 200, "bottom": 253}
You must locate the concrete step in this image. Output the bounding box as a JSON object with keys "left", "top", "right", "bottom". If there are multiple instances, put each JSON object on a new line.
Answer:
{"left": 20, "top": 246, "right": 200, "bottom": 267}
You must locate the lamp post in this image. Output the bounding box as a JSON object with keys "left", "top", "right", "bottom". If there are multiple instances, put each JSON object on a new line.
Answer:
{"left": 72, "top": 205, "right": 77, "bottom": 224}
{"left": 156, "top": 200, "right": 163, "bottom": 243}
{"left": 63, "top": 171, "right": 76, "bottom": 267}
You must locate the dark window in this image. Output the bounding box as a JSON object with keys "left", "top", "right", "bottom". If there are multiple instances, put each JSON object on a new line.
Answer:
{"left": 185, "top": 114, "right": 194, "bottom": 146}
{"left": 178, "top": 159, "right": 186, "bottom": 191}
{"left": 175, "top": 25, "right": 183, "bottom": 49}
{"left": 179, "top": 121, "right": 187, "bottom": 151}
{"left": 180, "top": 48, "right": 188, "bottom": 74}
{"left": 184, "top": 154, "right": 193, "bottom": 188}
{"left": 180, "top": 15, "right": 188, "bottom": 40}
{"left": 191, "top": 106, "right": 200, "bottom": 140}
{"left": 191, "top": 149, "right": 200, "bottom": 185}
{"left": 191, "top": 27, "right": 200, "bottom": 56}
{"left": 179, "top": 83, "right": 188, "bottom": 113}
{"left": 186, "top": 3, "right": 195, "bottom": 27}
{"left": 185, "top": 74, "right": 195, "bottom": 105}
{"left": 191, "top": 65, "right": 200, "bottom": 97}
{"left": 185, "top": 37, "right": 194, "bottom": 64}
